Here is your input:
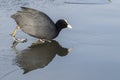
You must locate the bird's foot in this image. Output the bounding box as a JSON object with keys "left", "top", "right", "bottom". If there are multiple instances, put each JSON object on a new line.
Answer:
{"left": 37, "top": 39, "right": 51, "bottom": 43}
{"left": 31, "top": 39, "right": 45, "bottom": 45}
{"left": 42, "top": 39, "right": 51, "bottom": 43}
{"left": 11, "top": 37, "right": 27, "bottom": 48}
{"left": 12, "top": 37, "right": 27, "bottom": 43}
{"left": 31, "top": 39, "right": 51, "bottom": 47}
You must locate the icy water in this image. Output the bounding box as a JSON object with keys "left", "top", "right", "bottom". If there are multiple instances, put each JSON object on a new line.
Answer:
{"left": 0, "top": 0, "right": 120, "bottom": 80}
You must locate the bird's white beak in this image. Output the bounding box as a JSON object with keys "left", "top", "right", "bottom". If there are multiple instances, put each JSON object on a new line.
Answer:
{"left": 64, "top": 19, "right": 72, "bottom": 29}
{"left": 67, "top": 24, "right": 72, "bottom": 29}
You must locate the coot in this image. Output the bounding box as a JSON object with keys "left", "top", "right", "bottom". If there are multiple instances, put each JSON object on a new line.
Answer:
{"left": 11, "top": 7, "right": 72, "bottom": 47}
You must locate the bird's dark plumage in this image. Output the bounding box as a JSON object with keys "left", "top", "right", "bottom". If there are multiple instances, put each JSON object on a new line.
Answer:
{"left": 11, "top": 7, "right": 71, "bottom": 40}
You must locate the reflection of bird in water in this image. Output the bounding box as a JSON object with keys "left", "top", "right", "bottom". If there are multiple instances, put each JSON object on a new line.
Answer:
{"left": 14, "top": 40, "right": 70, "bottom": 74}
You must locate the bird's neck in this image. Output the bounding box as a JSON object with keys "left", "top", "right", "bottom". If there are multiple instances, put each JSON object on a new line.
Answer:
{"left": 56, "top": 24, "right": 62, "bottom": 32}
{"left": 52, "top": 25, "right": 62, "bottom": 39}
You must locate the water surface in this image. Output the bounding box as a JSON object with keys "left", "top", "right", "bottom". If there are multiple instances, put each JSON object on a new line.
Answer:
{"left": 0, "top": 0, "right": 120, "bottom": 80}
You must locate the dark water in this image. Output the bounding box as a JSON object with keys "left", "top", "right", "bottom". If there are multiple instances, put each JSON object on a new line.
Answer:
{"left": 1, "top": 0, "right": 120, "bottom": 80}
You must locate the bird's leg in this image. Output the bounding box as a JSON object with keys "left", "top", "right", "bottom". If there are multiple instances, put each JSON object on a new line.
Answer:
{"left": 42, "top": 39, "right": 51, "bottom": 43}
{"left": 38, "top": 39, "right": 51, "bottom": 43}
{"left": 30, "top": 39, "right": 44, "bottom": 47}
{"left": 11, "top": 26, "right": 27, "bottom": 48}
{"left": 32, "top": 39, "right": 45, "bottom": 44}
{"left": 39, "top": 39, "right": 45, "bottom": 43}
{"left": 11, "top": 26, "right": 20, "bottom": 48}
{"left": 11, "top": 26, "right": 20, "bottom": 37}
{"left": 30, "top": 39, "right": 51, "bottom": 47}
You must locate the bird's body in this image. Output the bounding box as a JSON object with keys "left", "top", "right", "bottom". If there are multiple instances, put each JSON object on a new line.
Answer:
{"left": 11, "top": 7, "right": 72, "bottom": 47}
{"left": 11, "top": 7, "right": 58, "bottom": 39}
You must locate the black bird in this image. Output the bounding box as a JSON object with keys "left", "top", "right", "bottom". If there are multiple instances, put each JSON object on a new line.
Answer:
{"left": 11, "top": 7, "right": 72, "bottom": 47}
